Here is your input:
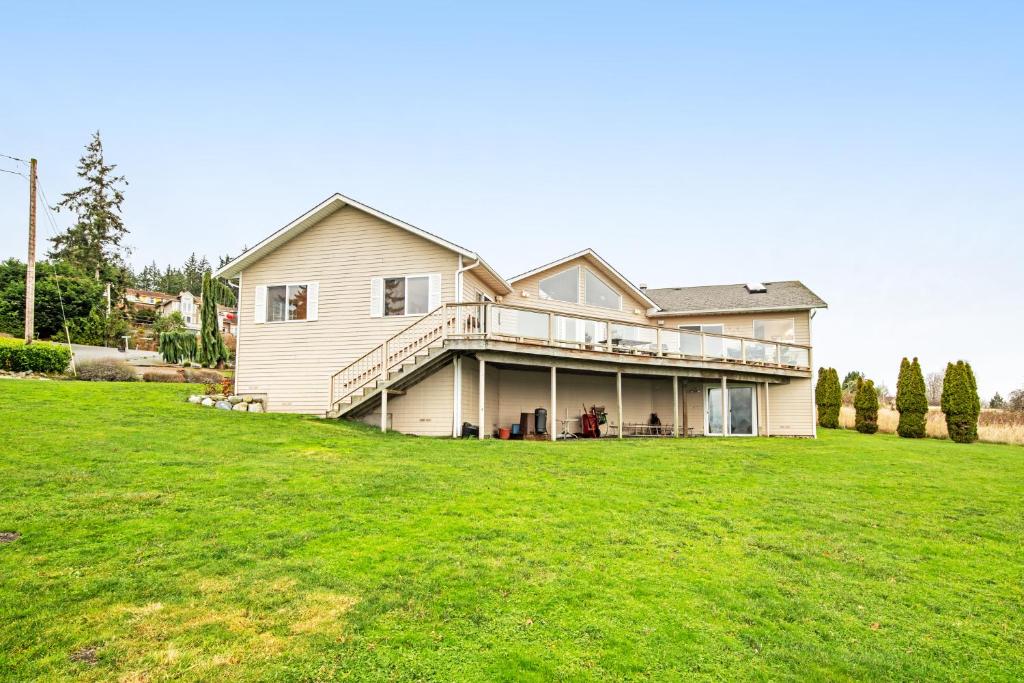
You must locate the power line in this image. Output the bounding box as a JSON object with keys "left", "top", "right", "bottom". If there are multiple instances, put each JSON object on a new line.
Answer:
{"left": 0, "top": 153, "right": 29, "bottom": 165}
{"left": 0, "top": 167, "right": 27, "bottom": 178}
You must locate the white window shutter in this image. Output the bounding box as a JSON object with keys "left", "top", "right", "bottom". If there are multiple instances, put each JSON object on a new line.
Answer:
{"left": 306, "top": 282, "right": 319, "bottom": 321}
{"left": 254, "top": 285, "right": 267, "bottom": 323}
{"left": 369, "top": 277, "right": 383, "bottom": 317}
{"left": 428, "top": 273, "right": 442, "bottom": 311}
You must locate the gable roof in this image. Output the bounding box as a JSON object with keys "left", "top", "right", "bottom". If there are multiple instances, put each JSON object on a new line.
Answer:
{"left": 507, "top": 248, "right": 660, "bottom": 310}
{"left": 214, "top": 193, "right": 512, "bottom": 294}
{"left": 645, "top": 280, "right": 827, "bottom": 316}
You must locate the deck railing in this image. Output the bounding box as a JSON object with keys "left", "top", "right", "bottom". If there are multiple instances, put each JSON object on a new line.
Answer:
{"left": 329, "top": 301, "right": 812, "bottom": 413}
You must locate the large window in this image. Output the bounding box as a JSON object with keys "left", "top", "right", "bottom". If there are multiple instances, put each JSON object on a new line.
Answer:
{"left": 539, "top": 267, "right": 579, "bottom": 303}
{"left": 753, "top": 318, "right": 795, "bottom": 343}
{"left": 384, "top": 276, "right": 430, "bottom": 316}
{"left": 267, "top": 284, "right": 308, "bottom": 322}
{"left": 584, "top": 269, "right": 621, "bottom": 310}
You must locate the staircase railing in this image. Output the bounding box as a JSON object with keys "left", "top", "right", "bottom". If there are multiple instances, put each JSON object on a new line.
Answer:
{"left": 329, "top": 304, "right": 467, "bottom": 412}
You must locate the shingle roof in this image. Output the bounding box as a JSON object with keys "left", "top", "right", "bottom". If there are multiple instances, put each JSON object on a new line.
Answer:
{"left": 645, "top": 281, "right": 827, "bottom": 314}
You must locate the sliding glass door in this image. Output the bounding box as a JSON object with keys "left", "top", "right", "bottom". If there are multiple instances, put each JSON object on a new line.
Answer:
{"left": 706, "top": 385, "right": 757, "bottom": 436}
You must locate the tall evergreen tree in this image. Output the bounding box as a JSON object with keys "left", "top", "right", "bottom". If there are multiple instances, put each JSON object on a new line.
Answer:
{"left": 896, "top": 357, "right": 928, "bottom": 438}
{"left": 197, "top": 271, "right": 229, "bottom": 368}
{"left": 854, "top": 378, "right": 879, "bottom": 434}
{"left": 942, "top": 361, "right": 979, "bottom": 443}
{"left": 50, "top": 132, "right": 129, "bottom": 280}
{"left": 989, "top": 392, "right": 1005, "bottom": 409}
{"left": 815, "top": 367, "right": 842, "bottom": 428}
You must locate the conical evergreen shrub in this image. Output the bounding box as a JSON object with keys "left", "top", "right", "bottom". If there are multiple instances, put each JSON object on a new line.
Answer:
{"left": 854, "top": 378, "right": 879, "bottom": 434}
{"left": 941, "top": 360, "right": 979, "bottom": 443}
{"left": 197, "top": 271, "right": 230, "bottom": 369}
{"left": 896, "top": 357, "right": 928, "bottom": 438}
{"left": 815, "top": 367, "right": 841, "bottom": 428}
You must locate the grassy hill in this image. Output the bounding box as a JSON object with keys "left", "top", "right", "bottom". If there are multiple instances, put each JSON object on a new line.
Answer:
{"left": 1, "top": 381, "right": 1021, "bottom": 681}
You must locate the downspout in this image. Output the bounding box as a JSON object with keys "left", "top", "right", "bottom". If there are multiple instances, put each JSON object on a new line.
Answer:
{"left": 452, "top": 256, "right": 481, "bottom": 437}
{"left": 455, "top": 255, "right": 482, "bottom": 303}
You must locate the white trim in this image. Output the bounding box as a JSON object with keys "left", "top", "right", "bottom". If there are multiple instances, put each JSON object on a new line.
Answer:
{"left": 235, "top": 272, "right": 243, "bottom": 391}
{"left": 214, "top": 193, "right": 512, "bottom": 294}
{"left": 452, "top": 356, "right": 462, "bottom": 437}
{"left": 262, "top": 282, "right": 315, "bottom": 323}
{"left": 508, "top": 248, "right": 659, "bottom": 310}
{"left": 704, "top": 382, "right": 759, "bottom": 437}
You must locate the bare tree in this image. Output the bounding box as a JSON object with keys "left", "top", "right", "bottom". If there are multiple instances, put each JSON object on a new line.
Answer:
{"left": 926, "top": 371, "right": 945, "bottom": 406}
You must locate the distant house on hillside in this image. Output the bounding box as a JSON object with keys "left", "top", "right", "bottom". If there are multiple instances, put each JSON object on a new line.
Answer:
{"left": 124, "top": 288, "right": 175, "bottom": 311}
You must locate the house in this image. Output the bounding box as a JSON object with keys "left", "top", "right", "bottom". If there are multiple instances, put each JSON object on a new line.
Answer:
{"left": 214, "top": 193, "right": 827, "bottom": 439}
{"left": 155, "top": 292, "right": 236, "bottom": 334}
{"left": 124, "top": 288, "right": 176, "bottom": 311}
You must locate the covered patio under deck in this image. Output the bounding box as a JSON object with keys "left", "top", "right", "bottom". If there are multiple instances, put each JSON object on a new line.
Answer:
{"left": 458, "top": 347, "right": 794, "bottom": 440}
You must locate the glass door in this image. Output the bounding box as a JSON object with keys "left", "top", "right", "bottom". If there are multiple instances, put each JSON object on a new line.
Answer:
{"left": 729, "top": 387, "right": 755, "bottom": 435}
{"left": 706, "top": 387, "right": 724, "bottom": 435}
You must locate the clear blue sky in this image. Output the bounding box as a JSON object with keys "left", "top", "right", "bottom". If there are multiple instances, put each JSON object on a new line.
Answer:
{"left": 2, "top": 1, "right": 1022, "bottom": 398}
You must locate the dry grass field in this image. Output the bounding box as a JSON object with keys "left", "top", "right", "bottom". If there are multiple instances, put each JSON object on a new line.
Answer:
{"left": 839, "top": 406, "right": 1024, "bottom": 445}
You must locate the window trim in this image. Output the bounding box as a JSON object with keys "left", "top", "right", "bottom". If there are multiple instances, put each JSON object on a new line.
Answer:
{"left": 583, "top": 267, "right": 622, "bottom": 311}
{"left": 381, "top": 273, "right": 433, "bottom": 318}
{"left": 264, "top": 282, "right": 312, "bottom": 324}
{"left": 538, "top": 266, "right": 581, "bottom": 304}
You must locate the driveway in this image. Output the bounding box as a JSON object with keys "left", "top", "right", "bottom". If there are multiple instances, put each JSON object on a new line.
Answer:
{"left": 70, "top": 344, "right": 161, "bottom": 366}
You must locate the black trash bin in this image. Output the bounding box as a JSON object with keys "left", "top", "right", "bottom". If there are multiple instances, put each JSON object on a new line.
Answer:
{"left": 462, "top": 422, "right": 479, "bottom": 438}
{"left": 534, "top": 408, "right": 548, "bottom": 435}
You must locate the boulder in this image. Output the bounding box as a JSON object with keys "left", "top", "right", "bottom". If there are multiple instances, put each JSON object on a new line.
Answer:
{"left": 201, "top": 397, "right": 215, "bottom": 407}
{"left": 248, "top": 403, "right": 264, "bottom": 414}
{"left": 228, "top": 395, "right": 244, "bottom": 405}
{"left": 242, "top": 395, "right": 253, "bottom": 404}
{"left": 232, "top": 402, "right": 248, "bottom": 412}
{"left": 215, "top": 400, "right": 232, "bottom": 410}
{"left": 187, "top": 395, "right": 202, "bottom": 404}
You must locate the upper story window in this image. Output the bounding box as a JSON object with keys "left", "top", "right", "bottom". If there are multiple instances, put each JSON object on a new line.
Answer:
{"left": 268, "top": 284, "right": 308, "bottom": 321}
{"left": 753, "top": 318, "right": 795, "bottom": 343}
{"left": 385, "top": 276, "right": 429, "bottom": 316}
{"left": 584, "top": 269, "right": 621, "bottom": 310}
{"left": 539, "top": 267, "right": 579, "bottom": 303}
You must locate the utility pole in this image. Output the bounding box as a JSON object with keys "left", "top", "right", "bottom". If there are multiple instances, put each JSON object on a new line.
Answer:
{"left": 24, "top": 158, "right": 37, "bottom": 344}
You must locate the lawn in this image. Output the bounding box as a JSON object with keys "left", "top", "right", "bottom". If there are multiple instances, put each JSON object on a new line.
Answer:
{"left": 1, "top": 381, "right": 1021, "bottom": 681}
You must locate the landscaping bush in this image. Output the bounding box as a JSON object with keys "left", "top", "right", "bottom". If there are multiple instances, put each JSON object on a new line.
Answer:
{"left": 76, "top": 359, "right": 137, "bottom": 382}
{"left": 854, "top": 378, "right": 879, "bottom": 434}
{"left": 159, "top": 330, "right": 197, "bottom": 364}
{"left": 895, "top": 357, "right": 928, "bottom": 438}
{"left": 815, "top": 367, "right": 842, "bottom": 428}
{"left": 0, "top": 338, "right": 72, "bottom": 373}
{"left": 142, "top": 370, "right": 185, "bottom": 383}
{"left": 942, "top": 360, "right": 980, "bottom": 443}
{"left": 184, "top": 368, "right": 223, "bottom": 384}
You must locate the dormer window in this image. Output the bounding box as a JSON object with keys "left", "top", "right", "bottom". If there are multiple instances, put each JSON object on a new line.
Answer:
{"left": 539, "top": 267, "right": 579, "bottom": 303}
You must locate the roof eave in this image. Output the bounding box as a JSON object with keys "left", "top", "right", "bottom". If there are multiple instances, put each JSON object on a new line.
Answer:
{"left": 649, "top": 303, "right": 828, "bottom": 317}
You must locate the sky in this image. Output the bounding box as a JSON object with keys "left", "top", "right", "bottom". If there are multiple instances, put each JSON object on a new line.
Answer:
{"left": 1, "top": 1, "right": 1022, "bottom": 398}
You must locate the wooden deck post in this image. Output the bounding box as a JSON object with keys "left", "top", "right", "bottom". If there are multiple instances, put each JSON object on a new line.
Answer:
{"left": 381, "top": 389, "right": 388, "bottom": 434}
{"left": 478, "top": 358, "right": 486, "bottom": 440}
{"left": 764, "top": 381, "right": 770, "bottom": 437}
{"left": 550, "top": 366, "right": 557, "bottom": 442}
{"left": 721, "top": 376, "right": 729, "bottom": 436}
{"left": 672, "top": 375, "right": 679, "bottom": 438}
{"left": 616, "top": 371, "right": 623, "bottom": 439}
{"left": 380, "top": 341, "right": 388, "bottom": 433}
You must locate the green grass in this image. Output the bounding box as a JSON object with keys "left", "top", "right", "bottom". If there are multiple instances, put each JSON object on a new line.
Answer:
{"left": 1, "top": 381, "right": 1021, "bottom": 681}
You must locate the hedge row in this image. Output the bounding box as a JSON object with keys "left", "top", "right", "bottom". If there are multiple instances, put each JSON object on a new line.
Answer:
{"left": 0, "top": 338, "right": 72, "bottom": 373}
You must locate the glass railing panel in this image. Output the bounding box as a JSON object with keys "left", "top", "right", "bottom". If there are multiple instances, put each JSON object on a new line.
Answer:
{"left": 723, "top": 337, "right": 742, "bottom": 361}
{"left": 660, "top": 329, "right": 681, "bottom": 355}
{"left": 779, "top": 345, "right": 809, "bottom": 367}
{"left": 703, "top": 334, "right": 724, "bottom": 359}
{"left": 679, "top": 330, "right": 702, "bottom": 356}
{"left": 744, "top": 340, "right": 775, "bottom": 363}
{"left": 490, "top": 306, "right": 549, "bottom": 340}
{"left": 610, "top": 324, "right": 657, "bottom": 353}
{"left": 552, "top": 316, "right": 609, "bottom": 349}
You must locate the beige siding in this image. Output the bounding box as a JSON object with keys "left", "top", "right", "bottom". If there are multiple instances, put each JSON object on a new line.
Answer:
{"left": 509, "top": 256, "right": 651, "bottom": 324}
{"left": 460, "top": 356, "right": 500, "bottom": 436}
{"left": 767, "top": 378, "right": 815, "bottom": 436}
{"left": 361, "top": 363, "right": 455, "bottom": 436}
{"left": 462, "top": 269, "right": 498, "bottom": 303}
{"left": 656, "top": 311, "right": 811, "bottom": 345}
{"left": 236, "top": 205, "right": 459, "bottom": 414}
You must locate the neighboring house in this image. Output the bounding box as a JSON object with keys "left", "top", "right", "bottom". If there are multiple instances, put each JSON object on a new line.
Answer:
{"left": 215, "top": 193, "right": 827, "bottom": 439}
{"left": 155, "top": 292, "right": 236, "bottom": 333}
{"left": 124, "top": 288, "right": 176, "bottom": 311}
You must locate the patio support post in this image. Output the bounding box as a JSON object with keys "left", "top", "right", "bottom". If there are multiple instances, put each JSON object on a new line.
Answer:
{"left": 672, "top": 375, "right": 679, "bottom": 438}
{"left": 380, "top": 341, "right": 388, "bottom": 434}
{"left": 452, "top": 355, "right": 461, "bottom": 438}
{"left": 721, "top": 376, "right": 729, "bottom": 436}
{"left": 616, "top": 371, "right": 623, "bottom": 439}
{"left": 764, "top": 381, "right": 770, "bottom": 437}
{"left": 478, "top": 358, "right": 486, "bottom": 440}
{"left": 550, "top": 366, "right": 557, "bottom": 442}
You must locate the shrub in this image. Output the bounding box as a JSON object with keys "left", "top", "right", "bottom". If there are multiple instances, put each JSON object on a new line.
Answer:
{"left": 184, "top": 368, "right": 223, "bottom": 384}
{"left": 854, "top": 378, "right": 879, "bottom": 434}
{"left": 895, "top": 357, "right": 928, "bottom": 438}
{"left": 815, "top": 367, "right": 842, "bottom": 428}
{"left": 197, "top": 271, "right": 229, "bottom": 368}
{"left": 159, "top": 330, "right": 197, "bottom": 364}
{"left": 143, "top": 370, "right": 185, "bottom": 383}
{"left": 76, "top": 359, "right": 137, "bottom": 382}
{"left": 0, "top": 338, "right": 72, "bottom": 373}
{"left": 942, "top": 360, "right": 980, "bottom": 443}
